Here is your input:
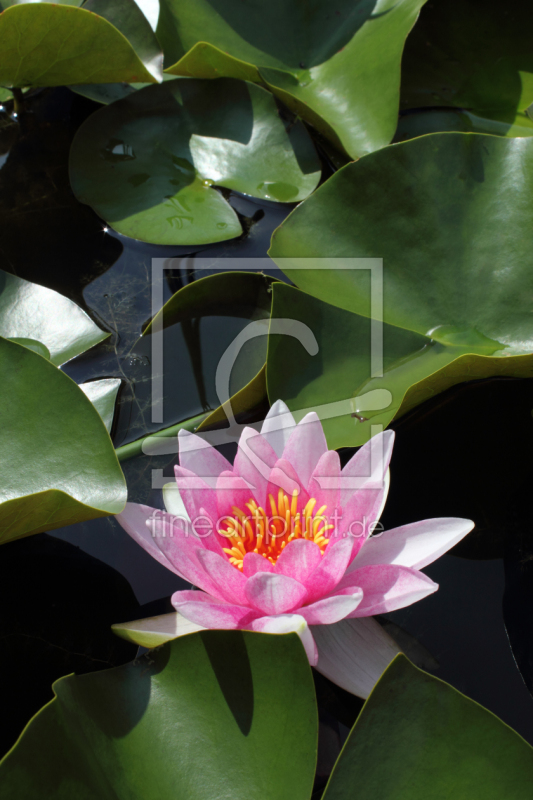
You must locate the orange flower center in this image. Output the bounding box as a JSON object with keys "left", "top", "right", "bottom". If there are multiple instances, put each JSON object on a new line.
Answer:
{"left": 220, "top": 488, "right": 333, "bottom": 571}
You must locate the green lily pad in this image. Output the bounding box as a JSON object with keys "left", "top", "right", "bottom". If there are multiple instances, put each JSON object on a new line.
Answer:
{"left": 7, "top": 338, "right": 51, "bottom": 360}
{"left": 0, "top": 268, "right": 109, "bottom": 366}
{"left": 0, "top": 3, "right": 157, "bottom": 87}
{"left": 80, "top": 378, "right": 121, "bottom": 433}
{"left": 142, "top": 270, "right": 275, "bottom": 334}
{"left": 395, "top": 108, "right": 533, "bottom": 143}
{"left": 0, "top": 632, "right": 317, "bottom": 800}
{"left": 69, "top": 78, "right": 320, "bottom": 245}
{"left": 159, "top": 0, "right": 427, "bottom": 159}
{"left": 0, "top": 338, "right": 126, "bottom": 545}
{"left": 400, "top": 0, "right": 533, "bottom": 126}
{"left": 269, "top": 133, "right": 533, "bottom": 444}
{"left": 323, "top": 655, "right": 533, "bottom": 799}
{"left": 266, "top": 283, "right": 428, "bottom": 448}
{"left": 83, "top": 0, "right": 163, "bottom": 82}
{"left": 142, "top": 271, "right": 273, "bottom": 434}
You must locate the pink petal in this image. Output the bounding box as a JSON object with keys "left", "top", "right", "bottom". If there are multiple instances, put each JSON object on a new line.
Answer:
{"left": 148, "top": 515, "right": 222, "bottom": 597}
{"left": 244, "top": 572, "right": 308, "bottom": 615}
{"left": 215, "top": 470, "right": 253, "bottom": 521}
{"left": 299, "top": 589, "right": 363, "bottom": 625}
{"left": 260, "top": 399, "right": 296, "bottom": 458}
{"left": 281, "top": 411, "right": 327, "bottom": 489}
{"left": 116, "top": 503, "right": 186, "bottom": 579}
{"left": 312, "top": 616, "right": 401, "bottom": 698}
{"left": 172, "top": 590, "right": 259, "bottom": 628}
{"left": 304, "top": 536, "right": 354, "bottom": 604}
{"left": 266, "top": 459, "right": 309, "bottom": 510}
{"left": 173, "top": 465, "right": 218, "bottom": 527}
{"left": 274, "top": 539, "right": 323, "bottom": 584}
{"left": 178, "top": 429, "right": 232, "bottom": 485}
{"left": 243, "top": 553, "right": 275, "bottom": 577}
{"left": 233, "top": 427, "right": 278, "bottom": 507}
{"left": 338, "top": 564, "right": 438, "bottom": 616}
{"left": 251, "top": 613, "right": 318, "bottom": 665}
{"left": 307, "top": 449, "right": 341, "bottom": 515}
{"left": 196, "top": 549, "right": 248, "bottom": 605}
{"left": 338, "top": 478, "right": 390, "bottom": 558}
{"left": 349, "top": 518, "right": 475, "bottom": 571}
{"left": 339, "top": 430, "right": 394, "bottom": 507}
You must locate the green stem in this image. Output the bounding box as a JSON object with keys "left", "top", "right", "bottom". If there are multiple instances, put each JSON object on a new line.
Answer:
{"left": 12, "top": 87, "right": 24, "bottom": 116}
{"left": 115, "top": 412, "right": 210, "bottom": 462}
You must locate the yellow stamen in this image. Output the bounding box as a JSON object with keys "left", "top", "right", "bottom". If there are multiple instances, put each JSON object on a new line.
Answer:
{"left": 219, "top": 489, "right": 332, "bottom": 571}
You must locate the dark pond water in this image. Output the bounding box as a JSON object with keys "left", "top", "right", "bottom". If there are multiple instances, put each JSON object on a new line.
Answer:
{"left": 1, "top": 87, "right": 533, "bottom": 759}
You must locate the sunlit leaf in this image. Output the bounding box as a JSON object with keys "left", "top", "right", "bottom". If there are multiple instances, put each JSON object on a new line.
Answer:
{"left": 0, "top": 3, "right": 157, "bottom": 87}
{"left": 69, "top": 78, "right": 320, "bottom": 244}
{"left": 80, "top": 378, "right": 121, "bottom": 433}
{"left": 0, "top": 632, "right": 317, "bottom": 800}
{"left": 269, "top": 133, "right": 533, "bottom": 444}
{"left": 0, "top": 268, "right": 108, "bottom": 366}
{"left": 83, "top": 0, "right": 163, "bottom": 82}
{"left": 159, "top": 0, "right": 427, "bottom": 159}
{"left": 0, "top": 338, "right": 126, "bottom": 544}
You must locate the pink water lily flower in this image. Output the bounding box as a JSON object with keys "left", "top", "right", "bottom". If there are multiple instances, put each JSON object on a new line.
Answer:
{"left": 117, "top": 401, "right": 473, "bottom": 697}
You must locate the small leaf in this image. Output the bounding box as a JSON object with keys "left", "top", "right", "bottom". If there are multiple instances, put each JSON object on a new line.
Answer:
{"left": 0, "top": 268, "right": 109, "bottom": 366}
{"left": 80, "top": 378, "right": 121, "bottom": 433}
{"left": 69, "top": 78, "right": 321, "bottom": 244}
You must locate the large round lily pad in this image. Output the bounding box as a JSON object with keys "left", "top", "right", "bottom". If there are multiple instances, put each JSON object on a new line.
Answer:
{"left": 268, "top": 132, "right": 533, "bottom": 444}
{"left": 0, "top": 631, "right": 317, "bottom": 800}
{"left": 69, "top": 78, "right": 321, "bottom": 244}
{"left": 159, "top": 0, "right": 427, "bottom": 159}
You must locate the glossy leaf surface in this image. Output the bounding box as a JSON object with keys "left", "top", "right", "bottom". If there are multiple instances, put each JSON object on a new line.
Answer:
{"left": 70, "top": 78, "right": 320, "bottom": 244}
{"left": 80, "top": 378, "right": 121, "bottom": 433}
{"left": 269, "top": 133, "right": 533, "bottom": 444}
{"left": 0, "top": 3, "right": 156, "bottom": 87}
{"left": 159, "top": 0, "right": 427, "bottom": 158}
{"left": 0, "top": 338, "right": 126, "bottom": 544}
{"left": 83, "top": 0, "right": 163, "bottom": 81}
{"left": 0, "top": 268, "right": 108, "bottom": 366}
{"left": 323, "top": 655, "right": 533, "bottom": 799}
{"left": 0, "top": 631, "right": 317, "bottom": 800}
